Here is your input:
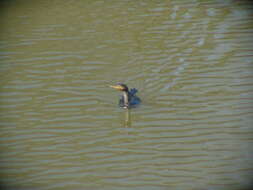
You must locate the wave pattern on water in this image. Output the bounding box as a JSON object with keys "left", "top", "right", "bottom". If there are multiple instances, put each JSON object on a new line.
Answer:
{"left": 1, "top": 1, "right": 253, "bottom": 190}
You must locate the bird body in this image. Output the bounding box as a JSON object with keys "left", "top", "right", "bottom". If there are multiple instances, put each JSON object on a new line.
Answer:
{"left": 110, "top": 84, "right": 141, "bottom": 109}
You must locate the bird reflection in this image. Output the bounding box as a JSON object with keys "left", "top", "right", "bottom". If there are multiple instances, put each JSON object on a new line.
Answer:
{"left": 124, "top": 109, "right": 131, "bottom": 128}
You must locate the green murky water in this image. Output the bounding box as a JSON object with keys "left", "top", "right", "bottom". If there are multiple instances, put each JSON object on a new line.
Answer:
{"left": 1, "top": 1, "right": 253, "bottom": 190}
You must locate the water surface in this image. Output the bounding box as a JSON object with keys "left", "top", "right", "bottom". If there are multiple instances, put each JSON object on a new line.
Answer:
{"left": 0, "top": 1, "right": 253, "bottom": 190}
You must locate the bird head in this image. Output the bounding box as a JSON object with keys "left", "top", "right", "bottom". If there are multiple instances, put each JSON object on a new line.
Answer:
{"left": 110, "top": 83, "right": 128, "bottom": 92}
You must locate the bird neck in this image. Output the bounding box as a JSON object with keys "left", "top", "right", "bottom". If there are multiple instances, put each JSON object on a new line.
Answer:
{"left": 122, "top": 91, "right": 130, "bottom": 107}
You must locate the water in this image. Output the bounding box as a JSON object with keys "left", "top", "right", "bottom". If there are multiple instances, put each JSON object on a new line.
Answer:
{"left": 0, "top": 1, "right": 253, "bottom": 190}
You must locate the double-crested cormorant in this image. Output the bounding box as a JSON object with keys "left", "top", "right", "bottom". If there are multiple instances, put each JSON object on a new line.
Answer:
{"left": 110, "top": 83, "right": 141, "bottom": 108}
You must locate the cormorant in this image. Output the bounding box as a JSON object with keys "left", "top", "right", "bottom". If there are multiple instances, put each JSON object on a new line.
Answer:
{"left": 110, "top": 83, "right": 141, "bottom": 108}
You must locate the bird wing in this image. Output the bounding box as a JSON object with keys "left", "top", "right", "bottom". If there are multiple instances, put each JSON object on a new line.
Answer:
{"left": 129, "top": 88, "right": 138, "bottom": 95}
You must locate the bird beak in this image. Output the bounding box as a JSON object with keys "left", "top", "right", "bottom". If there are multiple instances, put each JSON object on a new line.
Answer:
{"left": 109, "top": 85, "right": 124, "bottom": 91}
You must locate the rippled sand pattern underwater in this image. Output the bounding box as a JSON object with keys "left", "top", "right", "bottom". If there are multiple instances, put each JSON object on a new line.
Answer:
{"left": 0, "top": 0, "right": 253, "bottom": 190}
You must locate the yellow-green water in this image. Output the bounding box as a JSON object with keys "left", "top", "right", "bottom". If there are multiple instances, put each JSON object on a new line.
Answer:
{"left": 0, "top": 1, "right": 253, "bottom": 190}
